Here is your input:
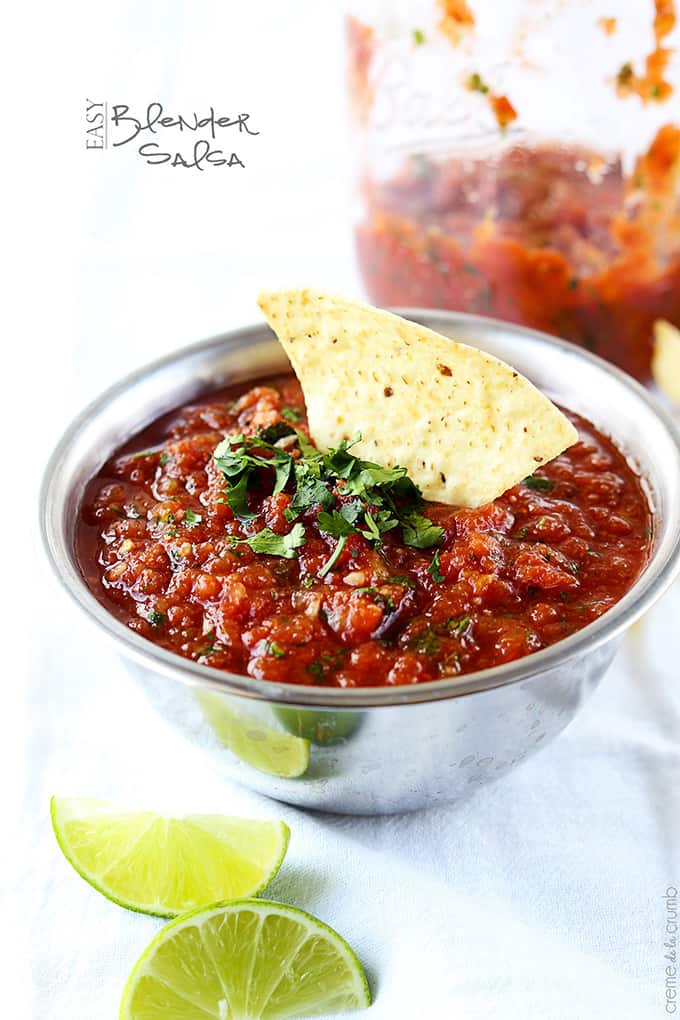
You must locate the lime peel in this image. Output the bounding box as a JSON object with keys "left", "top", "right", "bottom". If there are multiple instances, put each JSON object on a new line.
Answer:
{"left": 119, "top": 898, "right": 371, "bottom": 1019}
{"left": 51, "top": 797, "right": 290, "bottom": 918}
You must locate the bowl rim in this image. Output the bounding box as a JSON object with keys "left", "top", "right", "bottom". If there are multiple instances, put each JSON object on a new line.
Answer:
{"left": 39, "top": 308, "right": 680, "bottom": 709}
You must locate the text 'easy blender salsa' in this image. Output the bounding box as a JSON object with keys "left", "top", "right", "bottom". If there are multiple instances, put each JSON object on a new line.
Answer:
{"left": 78, "top": 375, "right": 652, "bottom": 687}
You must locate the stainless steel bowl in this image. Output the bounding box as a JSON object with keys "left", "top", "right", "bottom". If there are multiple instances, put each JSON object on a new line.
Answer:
{"left": 40, "top": 311, "right": 680, "bottom": 814}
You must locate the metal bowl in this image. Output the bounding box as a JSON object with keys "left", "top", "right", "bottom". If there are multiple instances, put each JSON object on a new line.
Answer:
{"left": 40, "top": 311, "right": 680, "bottom": 813}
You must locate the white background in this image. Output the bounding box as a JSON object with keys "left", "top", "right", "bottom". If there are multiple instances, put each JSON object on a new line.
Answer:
{"left": 2, "top": 3, "right": 679, "bottom": 1019}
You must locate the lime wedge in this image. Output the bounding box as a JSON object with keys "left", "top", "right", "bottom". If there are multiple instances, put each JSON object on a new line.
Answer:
{"left": 120, "top": 899, "right": 371, "bottom": 1019}
{"left": 196, "top": 692, "right": 310, "bottom": 778}
{"left": 51, "top": 797, "right": 290, "bottom": 918}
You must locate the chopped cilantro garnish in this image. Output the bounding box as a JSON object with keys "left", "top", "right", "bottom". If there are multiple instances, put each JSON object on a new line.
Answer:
{"left": 225, "top": 473, "right": 257, "bottom": 520}
{"left": 317, "top": 509, "right": 358, "bottom": 539}
{"left": 257, "top": 421, "right": 296, "bottom": 445}
{"left": 359, "top": 512, "right": 380, "bottom": 544}
{"left": 241, "top": 524, "right": 306, "bottom": 559}
{"left": 307, "top": 650, "right": 345, "bottom": 683}
{"left": 131, "top": 447, "right": 169, "bottom": 465}
{"left": 147, "top": 610, "right": 166, "bottom": 628}
{"left": 401, "top": 513, "right": 444, "bottom": 549}
{"left": 273, "top": 458, "right": 294, "bottom": 496}
{"left": 317, "top": 512, "right": 356, "bottom": 578}
{"left": 307, "top": 659, "right": 325, "bottom": 682}
{"left": 523, "top": 475, "right": 555, "bottom": 492}
{"left": 353, "top": 587, "right": 396, "bottom": 612}
{"left": 281, "top": 406, "right": 303, "bottom": 424}
{"left": 347, "top": 462, "right": 419, "bottom": 495}
{"left": 391, "top": 574, "right": 416, "bottom": 589}
{"left": 184, "top": 508, "right": 203, "bottom": 528}
{"left": 318, "top": 537, "right": 347, "bottom": 578}
{"left": 306, "top": 659, "right": 326, "bottom": 682}
{"left": 213, "top": 431, "right": 293, "bottom": 516}
{"left": 321, "top": 433, "right": 361, "bottom": 478}
{"left": 412, "top": 27, "right": 425, "bottom": 45}
{"left": 285, "top": 472, "right": 334, "bottom": 521}
{"left": 295, "top": 428, "right": 321, "bottom": 463}
{"left": 360, "top": 508, "right": 399, "bottom": 545}
{"left": 263, "top": 640, "right": 286, "bottom": 659}
{"left": 339, "top": 500, "right": 364, "bottom": 525}
{"left": 198, "top": 632, "right": 218, "bottom": 657}
{"left": 428, "top": 548, "right": 444, "bottom": 583}
{"left": 212, "top": 428, "right": 443, "bottom": 572}
{"left": 447, "top": 615, "right": 470, "bottom": 637}
{"left": 409, "top": 626, "right": 439, "bottom": 655}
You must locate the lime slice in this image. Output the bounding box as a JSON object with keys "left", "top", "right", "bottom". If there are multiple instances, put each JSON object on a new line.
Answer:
{"left": 120, "top": 899, "right": 371, "bottom": 1019}
{"left": 51, "top": 797, "right": 290, "bottom": 918}
{"left": 196, "top": 692, "right": 310, "bottom": 779}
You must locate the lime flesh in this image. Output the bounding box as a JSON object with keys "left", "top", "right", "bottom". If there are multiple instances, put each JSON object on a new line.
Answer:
{"left": 120, "top": 899, "right": 371, "bottom": 1019}
{"left": 51, "top": 797, "right": 290, "bottom": 917}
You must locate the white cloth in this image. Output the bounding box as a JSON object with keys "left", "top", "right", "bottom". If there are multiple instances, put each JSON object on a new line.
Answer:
{"left": 5, "top": 3, "right": 680, "bottom": 1018}
{"left": 16, "top": 578, "right": 680, "bottom": 1020}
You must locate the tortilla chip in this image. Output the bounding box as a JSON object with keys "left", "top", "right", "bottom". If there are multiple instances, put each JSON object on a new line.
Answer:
{"left": 653, "top": 320, "right": 680, "bottom": 406}
{"left": 258, "top": 290, "right": 578, "bottom": 508}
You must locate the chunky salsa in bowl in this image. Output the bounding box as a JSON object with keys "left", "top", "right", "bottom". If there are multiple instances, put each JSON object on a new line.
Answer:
{"left": 78, "top": 338, "right": 653, "bottom": 690}
{"left": 42, "top": 304, "right": 680, "bottom": 813}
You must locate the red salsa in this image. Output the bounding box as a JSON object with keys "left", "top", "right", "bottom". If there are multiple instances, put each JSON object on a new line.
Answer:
{"left": 348, "top": 5, "right": 680, "bottom": 382}
{"left": 78, "top": 375, "right": 652, "bottom": 687}
{"left": 356, "top": 128, "right": 680, "bottom": 382}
